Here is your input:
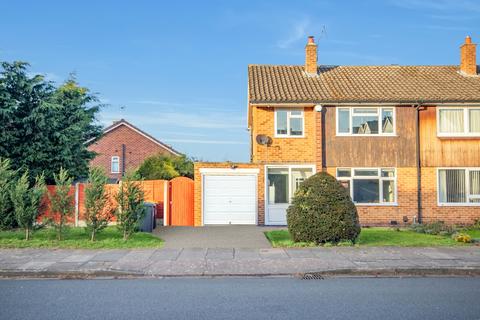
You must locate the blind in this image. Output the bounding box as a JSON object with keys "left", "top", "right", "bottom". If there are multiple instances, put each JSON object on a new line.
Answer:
{"left": 439, "top": 169, "right": 466, "bottom": 203}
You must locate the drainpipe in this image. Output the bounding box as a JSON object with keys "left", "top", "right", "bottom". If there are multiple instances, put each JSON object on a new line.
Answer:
{"left": 121, "top": 144, "right": 126, "bottom": 177}
{"left": 321, "top": 107, "right": 327, "bottom": 171}
{"left": 414, "top": 104, "right": 424, "bottom": 224}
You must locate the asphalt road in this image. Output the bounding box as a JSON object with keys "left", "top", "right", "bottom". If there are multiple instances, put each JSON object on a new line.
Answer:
{"left": 1, "top": 277, "right": 479, "bottom": 320}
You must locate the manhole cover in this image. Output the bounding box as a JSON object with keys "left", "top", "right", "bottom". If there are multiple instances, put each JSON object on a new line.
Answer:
{"left": 301, "top": 273, "right": 325, "bottom": 280}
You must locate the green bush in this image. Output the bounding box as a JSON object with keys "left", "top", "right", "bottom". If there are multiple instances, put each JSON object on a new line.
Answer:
{"left": 137, "top": 154, "right": 193, "bottom": 180}
{"left": 115, "top": 171, "right": 145, "bottom": 241}
{"left": 9, "top": 171, "right": 46, "bottom": 240}
{"left": 410, "top": 221, "right": 457, "bottom": 236}
{"left": 0, "top": 158, "right": 17, "bottom": 229}
{"left": 47, "top": 168, "right": 74, "bottom": 240}
{"left": 286, "top": 172, "right": 361, "bottom": 244}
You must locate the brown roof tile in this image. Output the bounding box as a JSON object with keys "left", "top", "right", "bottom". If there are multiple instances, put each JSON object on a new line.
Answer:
{"left": 248, "top": 65, "right": 480, "bottom": 104}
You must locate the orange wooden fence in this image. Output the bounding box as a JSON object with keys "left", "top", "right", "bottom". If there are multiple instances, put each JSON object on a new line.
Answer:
{"left": 41, "top": 178, "right": 194, "bottom": 227}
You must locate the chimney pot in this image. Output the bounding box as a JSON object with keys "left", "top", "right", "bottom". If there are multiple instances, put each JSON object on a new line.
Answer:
{"left": 460, "top": 36, "right": 477, "bottom": 76}
{"left": 305, "top": 36, "right": 318, "bottom": 75}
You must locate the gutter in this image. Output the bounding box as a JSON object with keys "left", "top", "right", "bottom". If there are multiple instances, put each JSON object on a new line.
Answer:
{"left": 250, "top": 102, "right": 480, "bottom": 107}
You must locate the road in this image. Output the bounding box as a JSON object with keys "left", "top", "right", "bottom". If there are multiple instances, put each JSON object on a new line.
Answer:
{"left": 1, "top": 277, "right": 479, "bottom": 320}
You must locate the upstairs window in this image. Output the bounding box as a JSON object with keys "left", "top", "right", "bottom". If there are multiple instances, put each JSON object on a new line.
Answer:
{"left": 111, "top": 156, "right": 120, "bottom": 173}
{"left": 337, "top": 107, "right": 395, "bottom": 136}
{"left": 438, "top": 107, "right": 480, "bottom": 137}
{"left": 275, "top": 109, "right": 304, "bottom": 137}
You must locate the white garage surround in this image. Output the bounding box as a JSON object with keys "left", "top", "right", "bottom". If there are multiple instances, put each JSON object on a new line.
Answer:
{"left": 200, "top": 168, "right": 259, "bottom": 225}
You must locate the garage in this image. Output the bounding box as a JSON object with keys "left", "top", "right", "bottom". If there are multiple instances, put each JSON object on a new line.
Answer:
{"left": 201, "top": 169, "right": 258, "bottom": 225}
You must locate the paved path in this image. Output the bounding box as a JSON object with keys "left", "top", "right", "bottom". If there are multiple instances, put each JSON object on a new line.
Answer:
{"left": 1, "top": 246, "right": 479, "bottom": 277}
{"left": 2, "top": 278, "right": 480, "bottom": 320}
{"left": 153, "top": 226, "right": 279, "bottom": 248}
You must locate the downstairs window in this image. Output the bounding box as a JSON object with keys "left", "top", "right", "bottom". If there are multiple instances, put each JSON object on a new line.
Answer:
{"left": 438, "top": 168, "right": 480, "bottom": 205}
{"left": 336, "top": 168, "right": 396, "bottom": 204}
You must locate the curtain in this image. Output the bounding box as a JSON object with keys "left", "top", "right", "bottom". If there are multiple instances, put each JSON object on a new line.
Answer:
{"left": 439, "top": 169, "right": 466, "bottom": 203}
{"left": 469, "top": 109, "right": 480, "bottom": 133}
{"left": 439, "top": 109, "right": 464, "bottom": 133}
{"left": 470, "top": 170, "right": 480, "bottom": 202}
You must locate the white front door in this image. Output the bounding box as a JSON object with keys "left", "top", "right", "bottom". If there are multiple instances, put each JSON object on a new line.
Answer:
{"left": 203, "top": 174, "right": 257, "bottom": 225}
{"left": 265, "top": 166, "right": 314, "bottom": 225}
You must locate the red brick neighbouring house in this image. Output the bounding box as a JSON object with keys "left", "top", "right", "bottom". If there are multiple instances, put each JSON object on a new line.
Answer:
{"left": 88, "top": 119, "right": 180, "bottom": 181}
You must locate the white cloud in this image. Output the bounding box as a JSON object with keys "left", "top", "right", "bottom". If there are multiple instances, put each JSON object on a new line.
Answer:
{"left": 99, "top": 110, "right": 246, "bottom": 129}
{"left": 277, "top": 18, "right": 310, "bottom": 49}
{"left": 163, "top": 138, "right": 248, "bottom": 145}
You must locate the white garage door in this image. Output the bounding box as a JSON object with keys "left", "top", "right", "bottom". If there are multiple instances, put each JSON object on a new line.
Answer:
{"left": 203, "top": 175, "right": 257, "bottom": 225}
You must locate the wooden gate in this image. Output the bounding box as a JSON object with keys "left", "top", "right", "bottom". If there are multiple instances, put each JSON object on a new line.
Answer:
{"left": 168, "top": 177, "right": 194, "bottom": 226}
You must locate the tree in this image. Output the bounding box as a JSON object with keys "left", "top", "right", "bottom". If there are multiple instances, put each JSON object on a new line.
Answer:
{"left": 115, "top": 172, "right": 145, "bottom": 240}
{"left": 0, "top": 62, "right": 102, "bottom": 183}
{"left": 287, "top": 172, "right": 361, "bottom": 244}
{"left": 10, "top": 171, "right": 46, "bottom": 240}
{"left": 0, "top": 158, "right": 17, "bottom": 229}
{"left": 84, "top": 167, "right": 115, "bottom": 241}
{"left": 48, "top": 168, "right": 74, "bottom": 240}
{"left": 137, "top": 154, "right": 193, "bottom": 180}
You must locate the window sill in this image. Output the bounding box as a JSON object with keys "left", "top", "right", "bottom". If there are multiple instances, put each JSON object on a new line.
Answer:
{"left": 336, "top": 134, "right": 398, "bottom": 137}
{"left": 437, "top": 203, "right": 480, "bottom": 207}
{"left": 274, "top": 135, "right": 305, "bottom": 139}
{"left": 437, "top": 135, "right": 480, "bottom": 139}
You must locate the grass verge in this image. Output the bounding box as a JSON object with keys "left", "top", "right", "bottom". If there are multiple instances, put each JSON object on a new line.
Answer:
{"left": 0, "top": 227, "right": 163, "bottom": 249}
{"left": 265, "top": 227, "right": 479, "bottom": 248}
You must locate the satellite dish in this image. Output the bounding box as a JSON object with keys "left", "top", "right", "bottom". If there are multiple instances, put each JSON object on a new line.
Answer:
{"left": 256, "top": 134, "right": 272, "bottom": 146}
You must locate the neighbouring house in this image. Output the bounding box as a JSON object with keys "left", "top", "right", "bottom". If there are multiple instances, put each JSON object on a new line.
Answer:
{"left": 88, "top": 119, "right": 180, "bottom": 181}
{"left": 194, "top": 36, "right": 480, "bottom": 227}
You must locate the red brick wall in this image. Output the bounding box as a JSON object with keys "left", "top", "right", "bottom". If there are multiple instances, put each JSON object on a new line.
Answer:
{"left": 88, "top": 124, "right": 176, "bottom": 179}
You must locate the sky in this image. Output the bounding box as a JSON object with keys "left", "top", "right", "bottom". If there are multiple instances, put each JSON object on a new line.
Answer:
{"left": 1, "top": 0, "right": 479, "bottom": 162}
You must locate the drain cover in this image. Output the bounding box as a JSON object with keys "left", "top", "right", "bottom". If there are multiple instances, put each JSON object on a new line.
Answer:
{"left": 301, "top": 273, "right": 325, "bottom": 280}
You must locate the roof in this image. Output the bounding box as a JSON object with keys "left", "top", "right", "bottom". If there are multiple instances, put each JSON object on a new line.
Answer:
{"left": 88, "top": 119, "right": 181, "bottom": 156}
{"left": 248, "top": 65, "right": 480, "bottom": 104}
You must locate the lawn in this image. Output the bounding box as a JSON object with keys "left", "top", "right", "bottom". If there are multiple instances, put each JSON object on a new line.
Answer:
{"left": 0, "top": 227, "right": 164, "bottom": 249}
{"left": 265, "top": 227, "right": 479, "bottom": 248}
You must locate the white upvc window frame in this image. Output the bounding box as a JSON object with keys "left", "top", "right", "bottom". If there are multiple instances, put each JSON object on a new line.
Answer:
{"left": 437, "top": 167, "right": 480, "bottom": 206}
{"left": 111, "top": 156, "right": 120, "bottom": 173}
{"left": 265, "top": 164, "right": 316, "bottom": 205}
{"left": 274, "top": 108, "right": 305, "bottom": 138}
{"left": 437, "top": 107, "right": 480, "bottom": 137}
{"left": 336, "top": 106, "right": 396, "bottom": 136}
{"left": 336, "top": 167, "right": 398, "bottom": 206}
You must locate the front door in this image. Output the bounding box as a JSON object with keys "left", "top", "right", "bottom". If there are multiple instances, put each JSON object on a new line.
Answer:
{"left": 265, "top": 166, "right": 314, "bottom": 225}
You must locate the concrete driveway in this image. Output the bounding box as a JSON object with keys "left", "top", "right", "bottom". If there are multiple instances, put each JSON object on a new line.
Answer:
{"left": 153, "top": 226, "right": 280, "bottom": 248}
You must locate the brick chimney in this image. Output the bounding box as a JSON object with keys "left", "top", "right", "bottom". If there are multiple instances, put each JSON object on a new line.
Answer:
{"left": 305, "top": 36, "right": 318, "bottom": 75}
{"left": 460, "top": 36, "right": 477, "bottom": 76}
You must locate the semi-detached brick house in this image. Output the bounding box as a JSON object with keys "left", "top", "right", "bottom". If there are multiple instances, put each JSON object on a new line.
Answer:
{"left": 194, "top": 36, "right": 480, "bottom": 227}
{"left": 88, "top": 119, "right": 180, "bottom": 181}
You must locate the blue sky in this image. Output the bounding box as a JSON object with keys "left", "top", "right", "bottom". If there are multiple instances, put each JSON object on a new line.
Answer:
{"left": 1, "top": 0, "right": 479, "bottom": 161}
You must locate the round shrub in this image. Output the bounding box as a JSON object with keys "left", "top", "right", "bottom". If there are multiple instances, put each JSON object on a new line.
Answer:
{"left": 286, "top": 172, "right": 361, "bottom": 244}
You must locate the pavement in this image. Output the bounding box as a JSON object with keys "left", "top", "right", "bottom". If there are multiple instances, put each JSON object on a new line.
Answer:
{"left": 154, "top": 226, "right": 279, "bottom": 248}
{"left": 2, "top": 277, "right": 480, "bottom": 320}
{"left": 1, "top": 246, "right": 480, "bottom": 278}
